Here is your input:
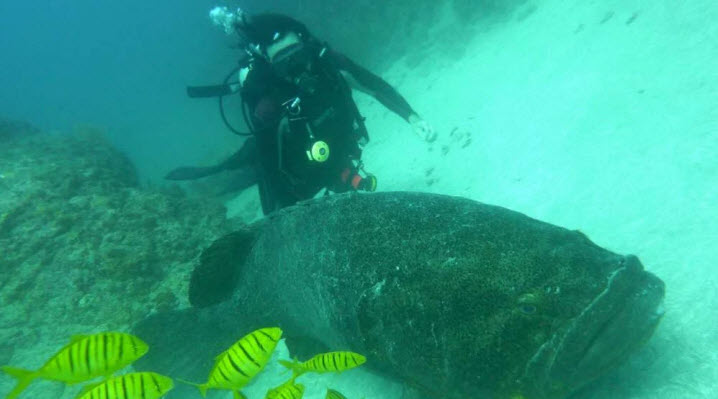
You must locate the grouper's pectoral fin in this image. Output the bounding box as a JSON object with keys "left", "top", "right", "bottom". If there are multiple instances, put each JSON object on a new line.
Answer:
{"left": 190, "top": 227, "right": 258, "bottom": 308}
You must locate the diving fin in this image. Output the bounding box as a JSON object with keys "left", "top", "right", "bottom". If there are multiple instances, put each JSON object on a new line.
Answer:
{"left": 186, "top": 84, "right": 238, "bottom": 98}
{"left": 165, "top": 142, "right": 257, "bottom": 182}
{"left": 165, "top": 165, "right": 224, "bottom": 181}
{"left": 215, "top": 168, "right": 259, "bottom": 196}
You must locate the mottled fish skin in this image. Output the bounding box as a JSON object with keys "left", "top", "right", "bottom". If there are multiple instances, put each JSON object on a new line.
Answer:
{"left": 137, "top": 192, "right": 665, "bottom": 399}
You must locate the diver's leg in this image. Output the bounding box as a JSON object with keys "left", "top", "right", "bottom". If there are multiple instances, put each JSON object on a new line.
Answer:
{"left": 165, "top": 138, "right": 258, "bottom": 181}
{"left": 223, "top": 137, "right": 257, "bottom": 170}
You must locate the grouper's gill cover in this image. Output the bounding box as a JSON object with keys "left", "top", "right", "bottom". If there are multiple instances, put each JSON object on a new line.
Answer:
{"left": 133, "top": 192, "right": 665, "bottom": 399}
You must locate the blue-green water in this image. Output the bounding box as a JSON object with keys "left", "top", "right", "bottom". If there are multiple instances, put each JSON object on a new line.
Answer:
{"left": 1, "top": 0, "right": 716, "bottom": 398}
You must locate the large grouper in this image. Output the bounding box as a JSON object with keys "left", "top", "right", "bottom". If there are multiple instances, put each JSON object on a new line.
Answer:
{"left": 133, "top": 191, "right": 665, "bottom": 399}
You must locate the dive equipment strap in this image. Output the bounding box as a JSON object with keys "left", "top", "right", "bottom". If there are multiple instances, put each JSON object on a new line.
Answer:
{"left": 187, "top": 63, "right": 254, "bottom": 137}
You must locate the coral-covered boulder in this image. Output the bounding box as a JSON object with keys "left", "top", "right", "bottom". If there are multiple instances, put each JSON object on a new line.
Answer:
{"left": 0, "top": 121, "right": 234, "bottom": 346}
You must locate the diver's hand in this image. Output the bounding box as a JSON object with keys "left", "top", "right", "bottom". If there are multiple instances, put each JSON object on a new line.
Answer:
{"left": 409, "top": 114, "right": 437, "bottom": 143}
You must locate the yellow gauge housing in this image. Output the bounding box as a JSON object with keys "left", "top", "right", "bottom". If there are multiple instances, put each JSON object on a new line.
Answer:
{"left": 308, "top": 141, "right": 330, "bottom": 162}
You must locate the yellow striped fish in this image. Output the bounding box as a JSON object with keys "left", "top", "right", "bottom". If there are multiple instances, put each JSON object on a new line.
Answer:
{"left": 76, "top": 372, "right": 173, "bottom": 399}
{"left": 265, "top": 380, "right": 305, "bottom": 399}
{"left": 180, "top": 327, "right": 282, "bottom": 398}
{"left": 1, "top": 332, "right": 148, "bottom": 399}
{"left": 325, "top": 389, "right": 348, "bottom": 399}
{"left": 279, "top": 351, "right": 366, "bottom": 376}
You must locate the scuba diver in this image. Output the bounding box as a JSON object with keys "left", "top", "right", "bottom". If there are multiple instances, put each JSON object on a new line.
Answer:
{"left": 167, "top": 7, "right": 435, "bottom": 215}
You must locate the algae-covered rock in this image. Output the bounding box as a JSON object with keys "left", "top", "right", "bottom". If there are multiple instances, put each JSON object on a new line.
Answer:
{"left": 0, "top": 121, "right": 234, "bottom": 349}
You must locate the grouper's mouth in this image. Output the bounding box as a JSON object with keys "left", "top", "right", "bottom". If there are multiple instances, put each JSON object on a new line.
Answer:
{"left": 519, "top": 255, "right": 665, "bottom": 399}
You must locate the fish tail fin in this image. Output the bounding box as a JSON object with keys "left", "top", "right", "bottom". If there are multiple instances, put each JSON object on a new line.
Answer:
{"left": 176, "top": 378, "right": 208, "bottom": 398}
{"left": 0, "top": 366, "right": 37, "bottom": 399}
{"left": 278, "top": 359, "right": 306, "bottom": 377}
{"left": 278, "top": 359, "right": 295, "bottom": 368}
{"left": 198, "top": 384, "right": 209, "bottom": 398}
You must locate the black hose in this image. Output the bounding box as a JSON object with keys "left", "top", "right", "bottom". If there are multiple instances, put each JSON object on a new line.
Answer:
{"left": 219, "top": 65, "right": 254, "bottom": 136}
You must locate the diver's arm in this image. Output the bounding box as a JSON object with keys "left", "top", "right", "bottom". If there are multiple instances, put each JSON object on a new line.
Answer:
{"left": 331, "top": 51, "right": 416, "bottom": 122}
{"left": 332, "top": 51, "right": 436, "bottom": 141}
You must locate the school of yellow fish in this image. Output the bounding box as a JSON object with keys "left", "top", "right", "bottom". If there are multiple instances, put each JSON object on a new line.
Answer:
{"left": 0, "top": 328, "right": 365, "bottom": 399}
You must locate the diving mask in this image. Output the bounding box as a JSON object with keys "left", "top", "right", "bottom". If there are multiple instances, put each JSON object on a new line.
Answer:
{"left": 267, "top": 32, "right": 317, "bottom": 82}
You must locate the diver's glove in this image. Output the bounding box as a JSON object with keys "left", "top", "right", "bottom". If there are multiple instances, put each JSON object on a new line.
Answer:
{"left": 409, "top": 114, "right": 437, "bottom": 143}
{"left": 360, "top": 175, "right": 378, "bottom": 192}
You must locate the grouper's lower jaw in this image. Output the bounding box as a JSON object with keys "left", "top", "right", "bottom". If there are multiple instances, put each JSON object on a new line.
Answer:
{"left": 519, "top": 255, "right": 666, "bottom": 399}
{"left": 570, "top": 273, "right": 665, "bottom": 384}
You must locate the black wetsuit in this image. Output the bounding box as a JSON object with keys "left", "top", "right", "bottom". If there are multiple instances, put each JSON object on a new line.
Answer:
{"left": 236, "top": 48, "right": 415, "bottom": 214}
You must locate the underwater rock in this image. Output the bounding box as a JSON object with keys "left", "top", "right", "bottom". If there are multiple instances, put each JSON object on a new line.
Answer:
{"left": 0, "top": 344, "right": 13, "bottom": 366}
{"left": 0, "top": 118, "right": 40, "bottom": 140}
{"left": 135, "top": 191, "right": 665, "bottom": 399}
{"left": 0, "top": 119, "right": 41, "bottom": 140}
{"left": 0, "top": 123, "right": 234, "bottom": 339}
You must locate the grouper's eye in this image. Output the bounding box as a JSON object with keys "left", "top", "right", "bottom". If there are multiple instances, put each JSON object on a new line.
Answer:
{"left": 519, "top": 304, "right": 537, "bottom": 314}
{"left": 517, "top": 292, "right": 540, "bottom": 315}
